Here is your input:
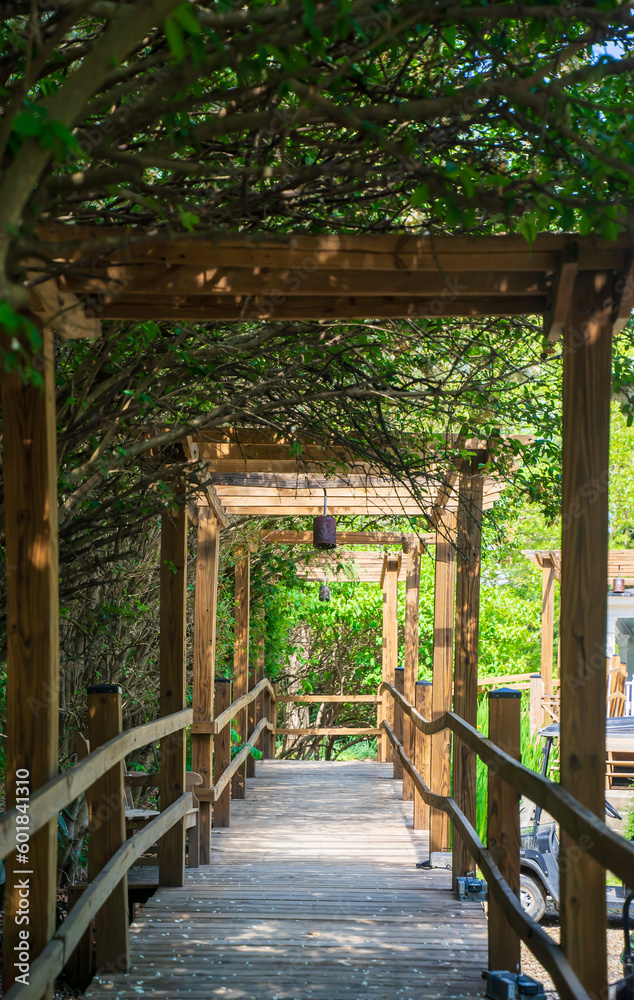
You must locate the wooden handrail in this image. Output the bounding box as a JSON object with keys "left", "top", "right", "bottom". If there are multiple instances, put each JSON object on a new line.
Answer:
{"left": 2, "top": 792, "right": 192, "bottom": 1000}
{"left": 211, "top": 677, "right": 275, "bottom": 736}
{"left": 196, "top": 716, "right": 273, "bottom": 802}
{"left": 277, "top": 694, "right": 380, "bottom": 703}
{"left": 380, "top": 680, "right": 634, "bottom": 889}
{"left": 277, "top": 727, "right": 381, "bottom": 736}
{"left": 0, "top": 708, "right": 193, "bottom": 862}
{"left": 382, "top": 722, "right": 590, "bottom": 1000}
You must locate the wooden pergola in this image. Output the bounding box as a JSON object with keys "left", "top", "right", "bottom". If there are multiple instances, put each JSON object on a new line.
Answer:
{"left": 32, "top": 227, "right": 633, "bottom": 332}
{"left": 4, "top": 227, "right": 634, "bottom": 999}
{"left": 295, "top": 549, "right": 406, "bottom": 583}
{"left": 185, "top": 429, "right": 504, "bottom": 518}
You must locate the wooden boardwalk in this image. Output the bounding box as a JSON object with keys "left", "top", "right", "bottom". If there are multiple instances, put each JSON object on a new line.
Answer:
{"left": 85, "top": 761, "right": 487, "bottom": 1000}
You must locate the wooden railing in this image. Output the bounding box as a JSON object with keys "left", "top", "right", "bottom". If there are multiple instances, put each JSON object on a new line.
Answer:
{"left": 275, "top": 693, "right": 381, "bottom": 739}
{"left": 0, "top": 707, "right": 192, "bottom": 863}
{"left": 0, "top": 687, "right": 194, "bottom": 1000}
{"left": 380, "top": 679, "right": 634, "bottom": 1000}
{"left": 0, "top": 677, "right": 276, "bottom": 999}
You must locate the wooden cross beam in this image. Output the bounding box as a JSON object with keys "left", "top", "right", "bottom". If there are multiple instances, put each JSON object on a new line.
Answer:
{"left": 260, "top": 530, "right": 434, "bottom": 547}
{"left": 30, "top": 227, "right": 634, "bottom": 325}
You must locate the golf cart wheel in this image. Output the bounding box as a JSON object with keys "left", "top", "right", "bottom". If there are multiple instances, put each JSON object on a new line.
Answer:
{"left": 520, "top": 874, "right": 547, "bottom": 922}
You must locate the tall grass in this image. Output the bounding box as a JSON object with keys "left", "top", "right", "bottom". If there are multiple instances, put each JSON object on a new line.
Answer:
{"left": 474, "top": 693, "right": 559, "bottom": 843}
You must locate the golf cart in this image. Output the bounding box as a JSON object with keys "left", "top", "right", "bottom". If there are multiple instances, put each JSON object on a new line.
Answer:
{"left": 520, "top": 718, "right": 632, "bottom": 921}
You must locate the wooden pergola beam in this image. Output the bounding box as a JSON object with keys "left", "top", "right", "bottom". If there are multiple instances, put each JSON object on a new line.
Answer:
{"left": 543, "top": 247, "right": 578, "bottom": 342}
{"left": 31, "top": 227, "right": 633, "bottom": 325}
{"left": 261, "top": 530, "right": 433, "bottom": 546}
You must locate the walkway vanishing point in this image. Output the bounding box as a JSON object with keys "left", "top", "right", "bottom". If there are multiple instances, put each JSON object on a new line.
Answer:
{"left": 85, "top": 761, "right": 487, "bottom": 1000}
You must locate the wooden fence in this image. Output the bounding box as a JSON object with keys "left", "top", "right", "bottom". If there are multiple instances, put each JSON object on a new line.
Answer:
{"left": 0, "top": 678, "right": 275, "bottom": 1000}
{"left": 381, "top": 679, "right": 634, "bottom": 1000}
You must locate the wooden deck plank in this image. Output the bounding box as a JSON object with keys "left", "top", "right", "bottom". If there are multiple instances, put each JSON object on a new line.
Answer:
{"left": 85, "top": 761, "right": 486, "bottom": 1000}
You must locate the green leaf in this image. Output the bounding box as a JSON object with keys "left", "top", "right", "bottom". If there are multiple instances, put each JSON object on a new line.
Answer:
{"left": 518, "top": 216, "right": 537, "bottom": 246}
{"left": 173, "top": 4, "right": 201, "bottom": 34}
{"left": 410, "top": 184, "right": 430, "bottom": 207}
{"left": 164, "top": 17, "right": 186, "bottom": 61}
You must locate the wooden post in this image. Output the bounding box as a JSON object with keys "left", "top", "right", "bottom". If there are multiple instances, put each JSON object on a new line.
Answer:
{"left": 213, "top": 679, "right": 232, "bottom": 827}
{"left": 430, "top": 509, "right": 457, "bottom": 855}
{"left": 64, "top": 885, "right": 93, "bottom": 990}
{"left": 541, "top": 557, "right": 556, "bottom": 701}
{"left": 487, "top": 688, "right": 521, "bottom": 973}
{"left": 380, "top": 554, "right": 400, "bottom": 763}
{"left": 414, "top": 680, "right": 432, "bottom": 831}
{"left": 393, "top": 667, "right": 405, "bottom": 780}
{"left": 246, "top": 656, "right": 257, "bottom": 779}
{"left": 262, "top": 671, "right": 275, "bottom": 759}
{"left": 529, "top": 674, "right": 545, "bottom": 737}
{"left": 233, "top": 551, "right": 250, "bottom": 798}
{"left": 403, "top": 540, "right": 421, "bottom": 801}
{"left": 159, "top": 505, "right": 188, "bottom": 887}
{"left": 560, "top": 270, "right": 614, "bottom": 997}
{"left": 256, "top": 636, "right": 265, "bottom": 746}
{"left": 87, "top": 684, "right": 129, "bottom": 974}
{"left": 271, "top": 682, "right": 278, "bottom": 758}
{"left": 452, "top": 461, "right": 484, "bottom": 886}
{"left": 1, "top": 327, "right": 59, "bottom": 1000}
{"left": 192, "top": 508, "right": 219, "bottom": 865}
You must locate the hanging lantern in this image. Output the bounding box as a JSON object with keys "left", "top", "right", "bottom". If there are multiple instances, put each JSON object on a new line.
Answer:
{"left": 319, "top": 583, "right": 331, "bottom": 602}
{"left": 313, "top": 488, "right": 337, "bottom": 549}
{"left": 613, "top": 565, "right": 625, "bottom": 593}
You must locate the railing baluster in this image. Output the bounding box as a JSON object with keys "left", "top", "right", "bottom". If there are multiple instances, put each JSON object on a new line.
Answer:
{"left": 487, "top": 687, "right": 521, "bottom": 974}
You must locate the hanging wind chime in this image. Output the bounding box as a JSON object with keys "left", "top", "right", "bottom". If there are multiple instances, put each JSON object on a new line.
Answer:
{"left": 314, "top": 488, "right": 335, "bottom": 600}
{"left": 313, "top": 488, "right": 337, "bottom": 549}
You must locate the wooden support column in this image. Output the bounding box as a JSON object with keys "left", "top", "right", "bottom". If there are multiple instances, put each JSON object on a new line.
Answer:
{"left": 413, "top": 680, "right": 432, "bottom": 830}
{"left": 529, "top": 674, "right": 545, "bottom": 737}
{"left": 380, "top": 554, "right": 400, "bottom": 763}
{"left": 403, "top": 540, "right": 421, "bottom": 801}
{"left": 452, "top": 461, "right": 484, "bottom": 885}
{"left": 159, "top": 505, "right": 188, "bottom": 887}
{"left": 213, "top": 679, "right": 232, "bottom": 827}
{"left": 393, "top": 667, "right": 405, "bottom": 780}
{"left": 487, "top": 688, "right": 521, "bottom": 973}
{"left": 541, "top": 556, "right": 556, "bottom": 702}
{"left": 2, "top": 327, "right": 59, "bottom": 1000}
{"left": 233, "top": 551, "right": 250, "bottom": 798}
{"left": 193, "top": 508, "right": 219, "bottom": 864}
{"left": 262, "top": 666, "right": 275, "bottom": 760}
{"left": 87, "top": 684, "right": 129, "bottom": 974}
{"left": 430, "top": 509, "right": 457, "bottom": 856}
{"left": 560, "top": 270, "right": 614, "bottom": 997}
{"left": 246, "top": 657, "right": 257, "bottom": 779}
{"left": 255, "top": 635, "right": 265, "bottom": 746}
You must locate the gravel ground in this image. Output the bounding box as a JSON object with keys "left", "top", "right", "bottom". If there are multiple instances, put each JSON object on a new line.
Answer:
{"left": 521, "top": 916, "right": 627, "bottom": 997}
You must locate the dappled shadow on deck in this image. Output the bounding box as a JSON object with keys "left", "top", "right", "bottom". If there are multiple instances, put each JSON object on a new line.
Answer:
{"left": 85, "top": 761, "right": 487, "bottom": 1000}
